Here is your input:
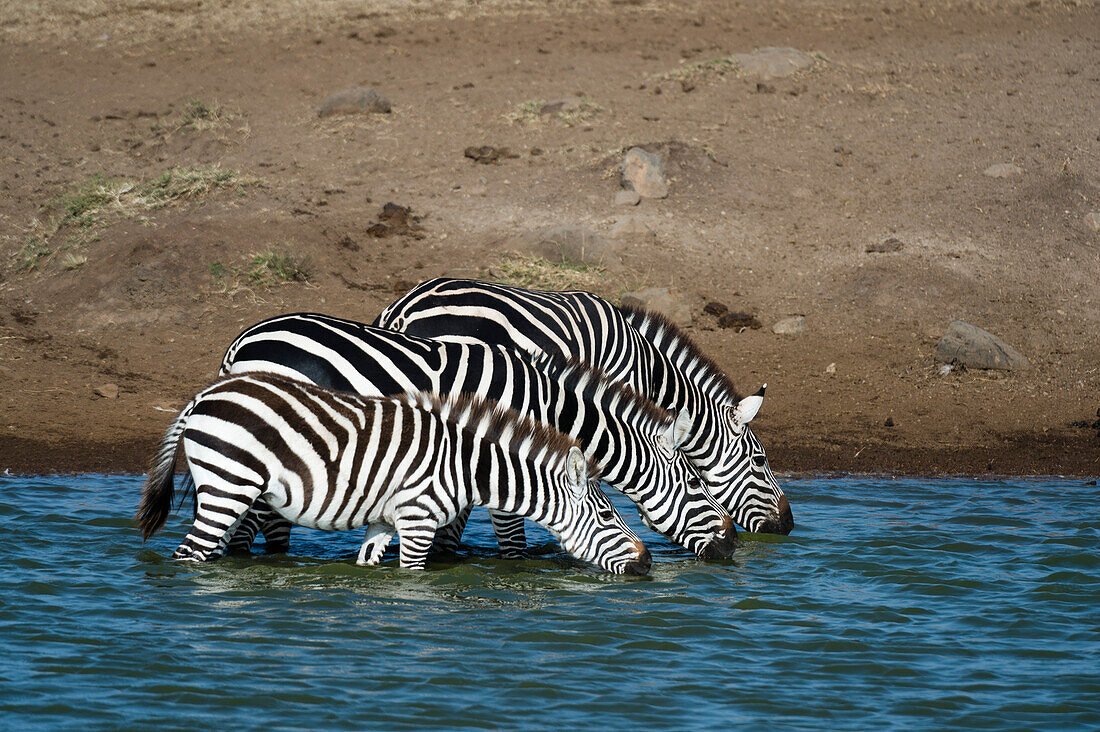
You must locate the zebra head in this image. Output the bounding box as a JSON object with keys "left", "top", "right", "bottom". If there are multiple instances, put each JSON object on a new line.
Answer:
{"left": 690, "top": 385, "right": 794, "bottom": 535}
{"left": 628, "top": 409, "right": 739, "bottom": 560}
{"left": 556, "top": 447, "right": 652, "bottom": 576}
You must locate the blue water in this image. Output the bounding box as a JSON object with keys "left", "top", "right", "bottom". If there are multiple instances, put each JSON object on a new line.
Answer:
{"left": 1, "top": 475, "right": 1098, "bottom": 730}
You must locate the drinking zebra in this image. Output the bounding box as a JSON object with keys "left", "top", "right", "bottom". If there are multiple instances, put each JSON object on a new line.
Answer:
{"left": 136, "top": 372, "right": 651, "bottom": 574}
{"left": 220, "top": 313, "right": 736, "bottom": 559}
{"left": 374, "top": 278, "right": 793, "bottom": 535}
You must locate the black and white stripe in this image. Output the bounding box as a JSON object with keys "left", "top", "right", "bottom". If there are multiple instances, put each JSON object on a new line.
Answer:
{"left": 220, "top": 313, "right": 736, "bottom": 559}
{"left": 375, "top": 278, "right": 793, "bottom": 535}
{"left": 136, "top": 372, "right": 651, "bottom": 574}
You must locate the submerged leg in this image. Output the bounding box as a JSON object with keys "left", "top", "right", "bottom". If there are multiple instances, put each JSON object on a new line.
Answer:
{"left": 173, "top": 481, "right": 263, "bottom": 562}
{"left": 489, "top": 510, "right": 526, "bottom": 559}
{"left": 225, "top": 507, "right": 262, "bottom": 554}
{"left": 226, "top": 500, "right": 292, "bottom": 554}
{"left": 395, "top": 515, "right": 439, "bottom": 570}
{"left": 431, "top": 507, "right": 472, "bottom": 555}
{"left": 357, "top": 524, "right": 396, "bottom": 566}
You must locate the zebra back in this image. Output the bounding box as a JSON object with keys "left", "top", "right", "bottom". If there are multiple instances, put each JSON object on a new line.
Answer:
{"left": 375, "top": 278, "right": 792, "bottom": 535}
{"left": 143, "top": 372, "right": 649, "bottom": 573}
{"left": 222, "top": 313, "right": 735, "bottom": 557}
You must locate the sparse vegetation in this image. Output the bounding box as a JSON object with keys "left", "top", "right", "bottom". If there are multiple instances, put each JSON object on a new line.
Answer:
{"left": 19, "top": 236, "right": 51, "bottom": 271}
{"left": 52, "top": 166, "right": 259, "bottom": 231}
{"left": 154, "top": 98, "right": 243, "bottom": 135}
{"left": 488, "top": 254, "right": 603, "bottom": 291}
{"left": 508, "top": 99, "right": 546, "bottom": 124}
{"left": 508, "top": 97, "right": 602, "bottom": 126}
{"left": 558, "top": 97, "right": 602, "bottom": 126}
{"left": 247, "top": 250, "right": 310, "bottom": 287}
{"left": 656, "top": 56, "right": 742, "bottom": 83}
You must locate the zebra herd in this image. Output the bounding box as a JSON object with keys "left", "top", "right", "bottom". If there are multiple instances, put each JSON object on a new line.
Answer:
{"left": 137, "top": 278, "right": 793, "bottom": 575}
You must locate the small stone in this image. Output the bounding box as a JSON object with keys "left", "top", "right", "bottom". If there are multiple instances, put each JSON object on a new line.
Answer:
{"left": 318, "top": 86, "right": 391, "bottom": 117}
{"left": 884, "top": 417, "right": 895, "bottom": 427}
{"left": 621, "top": 147, "right": 668, "bottom": 199}
{"left": 982, "top": 163, "right": 1023, "bottom": 178}
{"left": 756, "top": 82, "right": 776, "bottom": 94}
{"left": 680, "top": 80, "right": 695, "bottom": 93}
{"left": 866, "top": 237, "right": 903, "bottom": 253}
{"left": 95, "top": 384, "right": 119, "bottom": 399}
{"left": 825, "top": 362, "right": 837, "bottom": 374}
{"left": 771, "top": 315, "right": 806, "bottom": 335}
{"left": 464, "top": 146, "right": 519, "bottom": 164}
{"left": 614, "top": 189, "right": 641, "bottom": 207}
{"left": 539, "top": 97, "right": 584, "bottom": 116}
{"left": 620, "top": 287, "right": 692, "bottom": 326}
{"left": 1084, "top": 212, "right": 1100, "bottom": 232}
{"left": 934, "top": 320, "right": 1029, "bottom": 371}
{"left": 522, "top": 226, "right": 622, "bottom": 270}
{"left": 717, "top": 312, "right": 762, "bottom": 330}
{"left": 731, "top": 47, "right": 815, "bottom": 80}
{"left": 703, "top": 301, "right": 728, "bottom": 317}
{"left": 610, "top": 215, "right": 655, "bottom": 240}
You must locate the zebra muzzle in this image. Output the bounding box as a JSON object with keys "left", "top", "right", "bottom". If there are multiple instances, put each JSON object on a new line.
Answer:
{"left": 757, "top": 494, "right": 794, "bottom": 535}
{"left": 700, "top": 515, "right": 738, "bottom": 559}
{"left": 623, "top": 542, "right": 651, "bottom": 576}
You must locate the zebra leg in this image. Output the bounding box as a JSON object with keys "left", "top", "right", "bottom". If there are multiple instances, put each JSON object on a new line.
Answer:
{"left": 431, "top": 507, "right": 472, "bottom": 555}
{"left": 357, "top": 523, "right": 396, "bottom": 566}
{"left": 173, "top": 482, "right": 263, "bottom": 562}
{"left": 395, "top": 515, "right": 439, "bottom": 570}
{"left": 225, "top": 507, "right": 262, "bottom": 554}
{"left": 256, "top": 503, "right": 292, "bottom": 553}
{"left": 488, "top": 510, "right": 526, "bottom": 559}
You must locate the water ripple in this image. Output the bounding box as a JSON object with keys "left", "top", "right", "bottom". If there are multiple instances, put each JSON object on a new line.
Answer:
{"left": 1, "top": 475, "right": 1098, "bottom": 729}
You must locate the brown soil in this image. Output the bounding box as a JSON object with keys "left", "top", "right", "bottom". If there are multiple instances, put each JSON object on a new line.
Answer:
{"left": 1, "top": 0, "right": 1098, "bottom": 477}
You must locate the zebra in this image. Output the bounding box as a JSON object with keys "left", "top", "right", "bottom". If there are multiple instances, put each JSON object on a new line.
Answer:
{"left": 374, "top": 278, "right": 793, "bottom": 536}
{"left": 219, "top": 313, "right": 737, "bottom": 559}
{"left": 135, "top": 372, "right": 652, "bottom": 574}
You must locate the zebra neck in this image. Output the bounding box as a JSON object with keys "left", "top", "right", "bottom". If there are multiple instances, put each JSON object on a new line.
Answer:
{"left": 456, "top": 434, "right": 561, "bottom": 526}
{"left": 628, "top": 312, "right": 742, "bottom": 406}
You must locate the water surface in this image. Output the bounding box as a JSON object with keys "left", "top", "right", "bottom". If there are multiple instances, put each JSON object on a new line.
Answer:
{"left": 1, "top": 475, "right": 1097, "bottom": 729}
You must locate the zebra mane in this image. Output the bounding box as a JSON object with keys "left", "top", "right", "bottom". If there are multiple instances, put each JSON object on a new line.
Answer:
{"left": 618, "top": 304, "right": 744, "bottom": 403}
{"left": 532, "top": 351, "right": 675, "bottom": 435}
{"left": 400, "top": 390, "right": 602, "bottom": 483}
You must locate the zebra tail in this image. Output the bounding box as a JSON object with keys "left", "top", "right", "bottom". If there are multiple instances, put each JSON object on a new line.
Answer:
{"left": 135, "top": 405, "right": 190, "bottom": 541}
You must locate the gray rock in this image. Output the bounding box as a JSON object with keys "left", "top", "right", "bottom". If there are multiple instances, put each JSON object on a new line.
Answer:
{"left": 615, "top": 189, "right": 641, "bottom": 207}
{"left": 934, "top": 321, "right": 1029, "bottom": 371}
{"left": 318, "top": 87, "right": 392, "bottom": 117}
{"left": 610, "top": 215, "right": 655, "bottom": 241}
{"left": 521, "top": 226, "right": 622, "bottom": 270}
{"left": 621, "top": 287, "right": 692, "bottom": 326}
{"left": 982, "top": 163, "right": 1023, "bottom": 179}
{"left": 772, "top": 315, "right": 806, "bottom": 335}
{"left": 731, "top": 47, "right": 815, "bottom": 80}
{"left": 540, "top": 97, "right": 584, "bottom": 116}
{"left": 1085, "top": 212, "right": 1100, "bottom": 232}
{"left": 866, "top": 237, "right": 903, "bottom": 253}
{"left": 94, "top": 383, "right": 119, "bottom": 399}
{"left": 621, "top": 147, "right": 668, "bottom": 199}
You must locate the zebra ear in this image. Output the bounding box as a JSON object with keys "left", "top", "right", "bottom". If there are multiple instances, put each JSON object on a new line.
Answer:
{"left": 565, "top": 446, "right": 589, "bottom": 499}
{"left": 732, "top": 384, "right": 766, "bottom": 428}
{"left": 666, "top": 409, "right": 692, "bottom": 450}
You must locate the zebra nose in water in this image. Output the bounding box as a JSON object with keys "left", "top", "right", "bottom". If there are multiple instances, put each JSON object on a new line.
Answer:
{"left": 758, "top": 494, "right": 794, "bottom": 535}
{"left": 701, "top": 515, "right": 738, "bottom": 559}
{"left": 623, "top": 542, "right": 651, "bottom": 576}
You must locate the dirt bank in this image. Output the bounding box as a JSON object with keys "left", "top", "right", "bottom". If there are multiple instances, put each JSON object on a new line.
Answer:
{"left": 1, "top": 0, "right": 1097, "bottom": 476}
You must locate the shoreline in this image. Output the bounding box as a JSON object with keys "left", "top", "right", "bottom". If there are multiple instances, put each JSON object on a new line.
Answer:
{"left": 5, "top": 433, "right": 1095, "bottom": 478}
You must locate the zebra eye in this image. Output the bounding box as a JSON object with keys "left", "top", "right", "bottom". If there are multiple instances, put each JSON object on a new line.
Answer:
{"left": 598, "top": 506, "right": 616, "bottom": 522}
{"left": 751, "top": 455, "right": 767, "bottom": 468}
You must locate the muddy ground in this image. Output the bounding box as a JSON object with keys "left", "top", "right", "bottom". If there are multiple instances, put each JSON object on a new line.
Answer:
{"left": 1, "top": 0, "right": 1098, "bottom": 477}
